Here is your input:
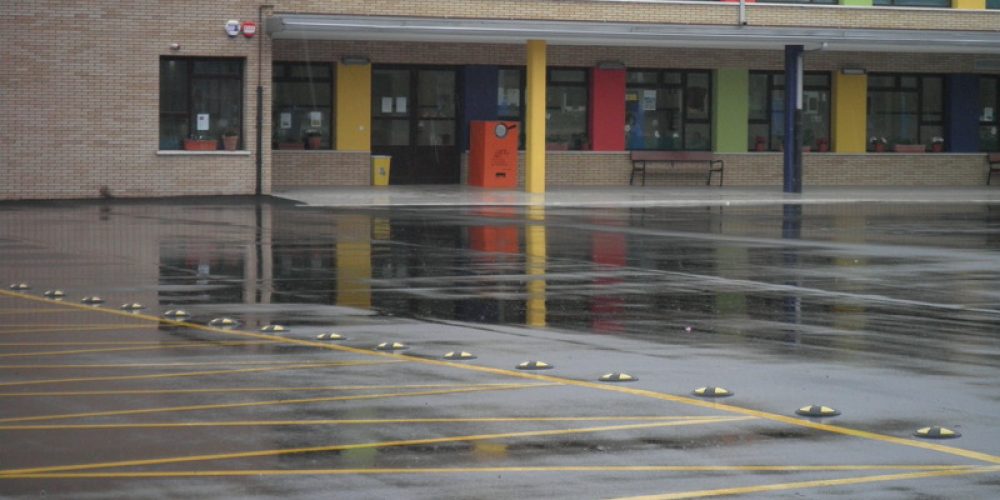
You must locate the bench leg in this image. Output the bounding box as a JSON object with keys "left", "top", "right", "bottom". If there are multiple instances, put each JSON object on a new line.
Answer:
{"left": 642, "top": 161, "right": 647, "bottom": 186}
{"left": 629, "top": 164, "right": 636, "bottom": 186}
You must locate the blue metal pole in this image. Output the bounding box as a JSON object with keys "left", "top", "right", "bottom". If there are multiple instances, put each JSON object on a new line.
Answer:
{"left": 783, "top": 45, "right": 804, "bottom": 193}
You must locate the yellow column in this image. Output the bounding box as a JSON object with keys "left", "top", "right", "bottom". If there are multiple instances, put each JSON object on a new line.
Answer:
{"left": 951, "top": 0, "right": 985, "bottom": 9}
{"left": 525, "top": 40, "right": 547, "bottom": 194}
{"left": 336, "top": 63, "right": 372, "bottom": 151}
{"left": 832, "top": 73, "right": 867, "bottom": 153}
{"left": 526, "top": 206, "right": 546, "bottom": 327}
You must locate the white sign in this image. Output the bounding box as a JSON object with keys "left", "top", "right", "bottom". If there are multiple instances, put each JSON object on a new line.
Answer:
{"left": 279, "top": 112, "right": 291, "bottom": 129}
{"left": 196, "top": 113, "right": 210, "bottom": 131}
{"left": 309, "top": 111, "right": 322, "bottom": 127}
{"left": 642, "top": 90, "right": 657, "bottom": 111}
{"left": 395, "top": 97, "right": 407, "bottom": 114}
{"left": 381, "top": 97, "right": 393, "bottom": 113}
{"left": 225, "top": 20, "right": 241, "bottom": 38}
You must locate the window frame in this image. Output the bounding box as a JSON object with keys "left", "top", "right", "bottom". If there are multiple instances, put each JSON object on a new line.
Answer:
{"left": 546, "top": 67, "right": 591, "bottom": 150}
{"left": 867, "top": 72, "right": 945, "bottom": 151}
{"left": 159, "top": 57, "right": 245, "bottom": 151}
{"left": 747, "top": 70, "right": 831, "bottom": 152}
{"left": 272, "top": 61, "right": 335, "bottom": 150}
{"left": 981, "top": 75, "right": 1000, "bottom": 152}
{"left": 625, "top": 68, "right": 713, "bottom": 151}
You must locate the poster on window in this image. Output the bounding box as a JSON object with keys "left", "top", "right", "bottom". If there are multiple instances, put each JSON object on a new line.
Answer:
{"left": 309, "top": 111, "right": 322, "bottom": 127}
{"left": 642, "top": 90, "right": 657, "bottom": 111}
{"left": 196, "top": 113, "right": 210, "bottom": 131}
{"left": 381, "top": 97, "right": 393, "bottom": 113}
{"left": 279, "top": 113, "right": 291, "bottom": 129}
{"left": 395, "top": 97, "right": 407, "bottom": 114}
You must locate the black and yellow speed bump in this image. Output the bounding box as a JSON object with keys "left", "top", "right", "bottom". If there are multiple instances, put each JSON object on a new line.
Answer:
{"left": 81, "top": 296, "right": 105, "bottom": 305}
{"left": 914, "top": 426, "right": 961, "bottom": 439}
{"left": 599, "top": 372, "right": 637, "bottom": 383}
{"left": 375, "top": 342, "right": 408, "bottom": 351}
{"left": 120, "top": 303, "right": 145, "bottom": 312}
{"left": 8, "top": 283, "right": 30, "bottom": 291}
{"left": 516, "top": 361, "right": 553, "bottom": 370}
{"left": 162, "top": 309, "right": 191, "bottom": 320}
{"left": 443, "top": 351, "right": 476, "bottom": 360}
{"left": 692, "top": 386, "right": 732, "bottom": 398}
{"left": 796, "top": 405, "right": 841, "bottom": 418}
{"left": 260, "top": 324, "right": 288, "bottom": 333}
{"left": 208, "top": 317, "right": 239, "bottom": 329}
{"left": 43, "top": 290, "right": 65, "bottom": 299}
{"left": 316, "top": 333, "right": 345, "bottom": 341}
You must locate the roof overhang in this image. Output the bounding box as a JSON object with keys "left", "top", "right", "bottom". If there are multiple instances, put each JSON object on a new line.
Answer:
{"left": 266, "top": 14, "right": 1000, "bottom": 54}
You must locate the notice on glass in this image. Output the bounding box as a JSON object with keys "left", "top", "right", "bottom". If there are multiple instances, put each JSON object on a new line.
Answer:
{"left": 395, "top": 97, "right": 407, "bottom": 114}
{"left": 381, "top": 97, "right": 393, "bottom": 113}
{"left": 196, "top": 113, "right": 210, "bottom": 131}
{"left": 279, "top": 112, "right": 292, "bottom": 129}
{"left": 309, "top": 111, "right": 322, "bottom": 127}
{"left": 642, "top": 90, "right": 657, "bottom": 111}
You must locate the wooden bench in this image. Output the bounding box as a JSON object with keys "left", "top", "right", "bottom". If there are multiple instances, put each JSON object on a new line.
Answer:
{"left": 989, "top": 153, "right": 1000, "bottom": 186}
{"left": 629, "top": 151, "right": 724, "bottom": 187}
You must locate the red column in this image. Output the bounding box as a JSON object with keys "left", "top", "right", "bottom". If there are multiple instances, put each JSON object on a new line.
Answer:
{"left": 589, "top": 67, "right": 626, "bottom": 151}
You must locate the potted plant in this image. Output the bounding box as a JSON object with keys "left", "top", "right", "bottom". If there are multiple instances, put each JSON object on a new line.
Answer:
{"left": 305, "top": 129, "right": 323, "bottom": 150}
{"left": 183, "top": 133, "right": 217, "bottom": 151}
{"left": 816, "top": 138, "right": 829, "bottom": 152}
{"left": 754, "top": 136, "right": 767, "bottom": 152}
{"left": 221, "top": 129, "right": 239, "bottom": 151}
{"left": 870, "top": 136, "right": 887, "bottom": 153}
{"left": 929, "top": 136, "right": 944, "bottom": 153}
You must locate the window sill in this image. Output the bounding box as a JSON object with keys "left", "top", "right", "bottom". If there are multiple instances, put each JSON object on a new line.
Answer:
{"left": 157, "top": 150, "right": 251, "bottom": 156}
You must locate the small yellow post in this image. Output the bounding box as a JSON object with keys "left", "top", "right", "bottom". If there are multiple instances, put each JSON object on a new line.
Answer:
{"left": 832, "top": 73, "right": 868, "bottom": 153}
{"left": 336, "top": 63, "right": 372, "bottom": 151}
{"left": 525, "top": 40, "right": 547, "bottom": 194}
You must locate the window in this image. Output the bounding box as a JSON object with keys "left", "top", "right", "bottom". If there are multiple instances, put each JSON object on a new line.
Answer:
{"left": 757, "top": 0, "right": 836, "bottom": 3}
{"left": 989, "top": 0, "right": 1000, "bottom": 9}
{"left": 873, "top": 0, "right": 949, "bottom": 6}
{"left": 981, "top": 76, "right": 999, "bottom": 152}
{"left": 498, "top": 68, "right": 525, "bottom": 148}
{"left": 747, "top": 72, "right": 830, "bottom": 152}
{"left": 273, "top": 62, "right": 333, "bottom": 150}
{"left": 626, "top": 69, "right": 712, "bottom": 151}
{"left": 159, "top": 58, "right": 244, "bottom": 151}
{"left": 547, "top": 68, "right": 589, "bottom": 150}
{"left": 867, "top": 74, "right": 944, "bottom": 151}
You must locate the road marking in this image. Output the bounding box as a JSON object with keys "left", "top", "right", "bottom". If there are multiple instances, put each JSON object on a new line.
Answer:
{"left": 0, "top": 418, "right": 750, "bottom": 476}
{"left": 0, "top": 325, "right": 151, "bottom": 335}
{"left": 613, "top": 466, "right": 1000, "bottom": 500}
{"left": 0, "top": 382, "right": 540, "bottom": 397}
{"left": 3, "top": 289, "right": 999, "bottom": 466}
{"left": 0, "top": 415, "right": 734, "bottom": 431}
{"left": 0, "top": 464, "right": 983, "bottom": 480}
{"left": 0, "top": 384, "right": 553, "bottom": 424}
{"left": 0, "top": 341, "right": 274, "bottom": 348}
{"left": 0, "top": 308, "right": 77, "bottom": 316}
{"left": 0, "top": 360, "right": 399, "bottom": 388}
{"left": 0, "top": 342, "right": 285, "bottom": 358}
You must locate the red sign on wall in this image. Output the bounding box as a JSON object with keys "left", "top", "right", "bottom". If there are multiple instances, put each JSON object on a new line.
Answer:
{"left": 241, "top": 21, "right": 257, "bottom": 38}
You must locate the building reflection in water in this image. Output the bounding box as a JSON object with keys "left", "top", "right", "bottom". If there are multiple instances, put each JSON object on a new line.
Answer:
{"left": 525, "top": 206, "right": 547, "bottom": 328}
{"left": 781, "top": 204, "right": 802, "bottom": 344}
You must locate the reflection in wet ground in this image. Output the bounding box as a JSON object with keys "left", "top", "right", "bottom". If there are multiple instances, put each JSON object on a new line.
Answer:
{"left": 3, "top": 198, "right": 999, "bottom": 370}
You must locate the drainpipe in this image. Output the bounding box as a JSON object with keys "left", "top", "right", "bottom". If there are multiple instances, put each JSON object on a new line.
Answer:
{"left": 739, "top": 0, "right": 747, "bottom": 26}
{"left": 256, "top": 5, "right": 272, "bottom": 196}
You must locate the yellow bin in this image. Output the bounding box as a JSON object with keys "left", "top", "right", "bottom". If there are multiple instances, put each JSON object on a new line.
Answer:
{"left": 371, "top": 155, "right": 391, "bottom": 186}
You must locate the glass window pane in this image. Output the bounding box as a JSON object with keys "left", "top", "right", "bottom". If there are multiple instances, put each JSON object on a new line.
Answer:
{"left": 869, "top": 75, "right": 895, "bottom": 89}
{"left": 802, "top": 89, "right": 830, "bottom": 150}
{"left": 989, "top": 0, "right": 1000, "bottom": 9}
{"left": 550, "top": 69, "right": 586, "bottom": 83}
{"left": 900, "top": 76, "right": 918, "bottom": 89}
{"left": 684, "top": 123, "right": 710, "bottom": 151}
{"left": 417, "top": 70, "right": 455, "bottom": 118}
{"left": 804, "top": 73, "right": 830, "bottom": 88}
{"left": 980, "top": 125, "right": 999, "bottom": 152}
{"left": 372, "top": 119, "right": 410, "bottom": 146}
{"left": 547, "top": 84, "right": 588, "bottom": 150}
{"left": 749, "top": 123, "right": 770, "bottom": 151}
{"left": 288, "top": 63, "right": 331, "bottom": 79}
{"left": 416, "top": 120, "right": 455, "bottom": 146}
{"left": 193, "top": 60, "right": 241, "bottom": 75}
{"left": 921, "top": 76, "right": 943, "bottom": 119}
{"left": 372, "top": 70, "right": 410, "bottom": 117}
{"left": 920, "top": 125, "right": 943, "bottom": 147}
{"left": 626, "top": 71, "right": 658, "bottom": 84}
{"left": 980, "top": 77, "right": 998, "bottom": 123}
{"left": 685, "top": 73, "right": 709, "bottom": 120}
{"left": 160, "top": 59, "right": 189, "bottom": 114}
{"left": 749, "top": 73, "right": 769, "bottom": 122}
{"left": 498, "top": 69, "right": 522, "bottom": 119}
{"left": 662, "top": 72, "right": 682, "bottom": 85}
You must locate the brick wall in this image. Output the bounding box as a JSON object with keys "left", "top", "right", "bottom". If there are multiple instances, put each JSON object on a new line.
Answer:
{"left": 272, "top": 151, "right": 370, "bottom": 186}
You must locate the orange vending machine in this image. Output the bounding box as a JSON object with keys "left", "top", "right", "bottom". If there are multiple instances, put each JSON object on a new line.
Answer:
{"left": 469, "top": 121, "right": 518, "bottom": 188}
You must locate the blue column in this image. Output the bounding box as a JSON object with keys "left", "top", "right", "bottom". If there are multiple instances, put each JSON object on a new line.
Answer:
{"left": 460, "top": 65, "right": 499, "bottom": 152}
{"left": 946, "top": 74, "right": 980, "bottom": 153}
{"left": 783, "top": 45, "right": 804, "bottom": 194}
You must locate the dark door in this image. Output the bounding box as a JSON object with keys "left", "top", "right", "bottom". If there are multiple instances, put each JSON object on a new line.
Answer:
{"left": 372, "top": 67, "right": 459, "bottom": 184}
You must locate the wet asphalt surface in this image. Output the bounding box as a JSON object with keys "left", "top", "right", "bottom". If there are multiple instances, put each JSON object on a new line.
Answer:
{"left": 0, "top": 196, "right": 999, "bottom": 499}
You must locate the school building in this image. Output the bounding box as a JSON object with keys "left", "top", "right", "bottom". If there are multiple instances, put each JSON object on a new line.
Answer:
{"left": 3, "top": 0, "right": 1000, "bottom": 200}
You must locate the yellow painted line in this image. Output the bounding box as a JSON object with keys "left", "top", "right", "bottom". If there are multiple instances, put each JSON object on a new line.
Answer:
{"left": 0, "top": 308, "right": 78, "bottom": 316}
{"left": 0, "top": 418, "right": 751, "bottom": 476}
{"left": 0, "top": 382, "right": 539, "bottom": 398}
{"left": 0, "top": 384, "right": 552, "bottom": 424}
{"left": 0, "top": 415, "right": 736, "bottom": 431}
{"left": 0, "top": 342, "right": 286, "bottom": 358}
{"left": 613, "top": 466, "right": 1000, "bottom": 500}
{"left": 0, "top": 360, "right": 365, "bottom": 370}
{"left": 3, "top": 289, "right": 999, "bottom": 466}
{"left": 0, "top": 464, "right": 985, "bottom": 480}
{"left": 0, "top": 325, "right": 152, "bottom": 335}
{"left": 0, "top": 360, "right": 399, "bottom": 388}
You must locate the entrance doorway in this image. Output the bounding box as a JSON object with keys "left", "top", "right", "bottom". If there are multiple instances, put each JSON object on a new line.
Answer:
{"left": 372, "top": 67, "right": 459, "bottom": 184}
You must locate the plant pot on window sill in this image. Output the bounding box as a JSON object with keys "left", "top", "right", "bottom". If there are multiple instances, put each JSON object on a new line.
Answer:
{"left": 183, "top": 139, "right": 218, "bottom": 151}
{"left": 892, "top": 144, "right": 926, "bottom": 153}
{"left": 222, "top": 135, "right": 239, "bottom": 151}
{"left": 306, "top": 136, "right": 322, "bottom": 150}
{"left": 930, "top": 143, "right": 944, "bottom": 153}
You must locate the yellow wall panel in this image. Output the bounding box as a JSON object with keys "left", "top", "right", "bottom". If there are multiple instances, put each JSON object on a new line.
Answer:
{"left": 833, "top": 73, "right": 867, "bottom": 153}
{"left": 336, "top": 63, "right": 372, "bottom": 152}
